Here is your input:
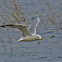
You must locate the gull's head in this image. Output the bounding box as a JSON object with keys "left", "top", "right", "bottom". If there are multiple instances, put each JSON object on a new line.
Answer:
{"left": 36, "top": 34, "right": 43, "bottom": 40}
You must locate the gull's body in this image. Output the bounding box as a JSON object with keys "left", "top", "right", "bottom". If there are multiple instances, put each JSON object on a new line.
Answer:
{"left": 18, "top": 34, "right": 41, "bottom": 41}
{"left": 0, "top": 17, "right": 42, "bottom": 44}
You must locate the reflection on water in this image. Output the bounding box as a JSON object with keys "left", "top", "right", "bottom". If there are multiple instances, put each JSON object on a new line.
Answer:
{"left": 0, "top": 0, "right": 62, "bottom": 62}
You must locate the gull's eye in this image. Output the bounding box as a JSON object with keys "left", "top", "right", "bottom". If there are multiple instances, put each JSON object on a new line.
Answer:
{"left": 37, "top": 36, "right": 40, "bottom": 39}
{"left": 36, "top": 35, "right": 41, "bottom": 39}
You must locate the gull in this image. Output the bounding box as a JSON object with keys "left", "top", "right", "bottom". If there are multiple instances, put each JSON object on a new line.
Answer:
{"left": 0, "top": 17, "right": 42, "bottom": 44}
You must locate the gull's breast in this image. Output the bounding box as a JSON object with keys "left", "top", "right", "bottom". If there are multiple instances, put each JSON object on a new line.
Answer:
{"left": 18, "top": 36, "right": 37, "bottom": 41}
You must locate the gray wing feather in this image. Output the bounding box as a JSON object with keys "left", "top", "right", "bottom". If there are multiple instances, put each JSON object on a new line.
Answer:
{"left": 14, "top": 24, "right": 32, "bottom": 37}
{"left": 1, "top": 24, "right": 32, "bottom": 37}
{"left": 28, "top": 17, "right": 40, "bottom": 34}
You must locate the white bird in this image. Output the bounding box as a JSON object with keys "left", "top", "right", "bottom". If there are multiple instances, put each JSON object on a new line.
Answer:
{"left": 0, "top": 17, "right": 42, "bottom": 44}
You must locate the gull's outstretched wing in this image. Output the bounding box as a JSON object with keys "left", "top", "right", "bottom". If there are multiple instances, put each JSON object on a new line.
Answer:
{"left": 0, "top": 24, "right": 32, "bottom": 37}
{"left": 15, "top": 24, "right": 32, "bottom": 37}
{"left": 28, "top": 17, "right": 40, "bottom": 34}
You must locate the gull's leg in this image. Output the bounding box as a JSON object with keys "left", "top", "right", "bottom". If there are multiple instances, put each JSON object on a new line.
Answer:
{"left": 37, "top": 40, "right": 40, "bottom": 45}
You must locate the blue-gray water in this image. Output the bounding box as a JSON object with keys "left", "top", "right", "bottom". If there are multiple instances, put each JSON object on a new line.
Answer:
{"left": 0, "top": 0, "right": 62, "bottom": 62}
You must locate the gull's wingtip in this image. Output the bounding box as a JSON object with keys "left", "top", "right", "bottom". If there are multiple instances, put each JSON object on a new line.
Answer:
{"left": 37, "top": 17, "right": 40, "bottom": 22}
{"left": 0, "top": 26, "right": 5, "bottom": 28}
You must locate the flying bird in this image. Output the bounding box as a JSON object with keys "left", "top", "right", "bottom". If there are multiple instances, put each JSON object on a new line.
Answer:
{"left": 0, "top": 17, "right": 42, "bottom": 44}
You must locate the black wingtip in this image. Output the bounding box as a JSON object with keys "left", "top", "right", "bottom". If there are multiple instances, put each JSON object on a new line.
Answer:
{"left": 5, "top": 24, "right": 13, "bottom": 26}
{"left": 0, "top": 24, "right": 13, "bottom": 28}
{"left": 0, "top": 26, "right": 5, "bottom": 28}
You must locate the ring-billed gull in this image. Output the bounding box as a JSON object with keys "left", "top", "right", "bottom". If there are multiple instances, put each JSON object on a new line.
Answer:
{"left": 0, "top": 17, "right": 42, "bottom": 44}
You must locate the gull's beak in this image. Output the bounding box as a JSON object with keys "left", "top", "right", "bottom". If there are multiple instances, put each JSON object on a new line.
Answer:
{"left": 40, "top": 38, "right": 43, "bottom": 40}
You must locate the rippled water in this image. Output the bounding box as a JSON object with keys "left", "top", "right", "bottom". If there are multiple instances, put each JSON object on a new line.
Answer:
{"left": 0, "top": 0, "right": 62, "bottom": 62}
